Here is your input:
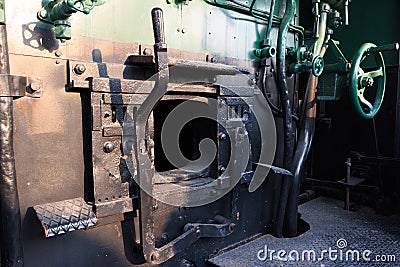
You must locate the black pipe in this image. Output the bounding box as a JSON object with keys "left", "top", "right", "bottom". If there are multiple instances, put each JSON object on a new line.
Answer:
{"left": 0, "top": 96, "right": 24, "bottom": 267}
{"left": 284, "top": 75, "right": 318, "bottom": 237}
{"left": 273, "top": 0, "right": 296, "bottom": 238}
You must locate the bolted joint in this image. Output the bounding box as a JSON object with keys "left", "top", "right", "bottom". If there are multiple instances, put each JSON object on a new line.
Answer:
{"left": 74, "top": 64, "right": 86, "bottom": 75}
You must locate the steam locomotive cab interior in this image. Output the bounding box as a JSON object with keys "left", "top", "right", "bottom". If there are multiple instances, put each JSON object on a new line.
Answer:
{"left": 0, "top": 0, "right": 398, "bottom": 266}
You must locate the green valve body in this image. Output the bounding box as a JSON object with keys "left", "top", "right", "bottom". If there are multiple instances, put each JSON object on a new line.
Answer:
{"left": 38, "top": 0, "right": 99, "bottom": 42}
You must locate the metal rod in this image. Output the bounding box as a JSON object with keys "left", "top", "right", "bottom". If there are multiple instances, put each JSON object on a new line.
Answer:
{"left": 368, "top": 43, "right": 400, "bottom": 55}
{"left": 343, "top": 0, "right": 349, "bottom": 25}
{"left": 395, "top": 51, "right": 400, "bottom": 158}
{"left": 249, "top": 0, "right": 257, "bottom": 16}
{"left": 265, "top": 0, "right": 276, "bottom": 45}
{"left": 344, "top": 158, "right": 351, "bottom": 210}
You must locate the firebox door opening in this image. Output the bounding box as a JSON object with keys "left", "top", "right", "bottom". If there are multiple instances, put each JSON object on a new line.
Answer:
{"left": 153, "top": 99, "right": 225, "bottom": 179}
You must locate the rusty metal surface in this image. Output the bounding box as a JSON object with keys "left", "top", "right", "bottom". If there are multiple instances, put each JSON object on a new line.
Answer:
{"left": 11, "top": 54, "right": 85, "bottom": 211}
{"left": 33, "top": 197, "right": 97, "bottom": 238}
{"left": 0, "top": 24, "right": 24, "bottom": 267}
{"left": 0, "top": 96, "right": 24, "bottom": 267}
{"left": 154, "top": 168, "right": 210, "bottom": 184}
{"left": 91, "top": 88, "right": 133, "bottom": 217}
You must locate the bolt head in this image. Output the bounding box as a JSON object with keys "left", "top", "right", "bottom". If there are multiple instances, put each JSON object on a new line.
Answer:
{"left": 195, "top": 229, "right": 201, "bottom": 237}
{"left": 74, "top": 64, "right": 86, "bottom": 75}
{"left": 29, "top": 82, "right": 41, "bottom": 92}
{"left": 143, "top": 48, "right": 152, "bottom": 56}
{"left": 218, "top": 166, "right": 226, "bottom": 175}
{"left": 103, "top": 142, "right": 115, "bottom": 153}
{"left": 218, "top": 133, "right": 227, "bottom": 141}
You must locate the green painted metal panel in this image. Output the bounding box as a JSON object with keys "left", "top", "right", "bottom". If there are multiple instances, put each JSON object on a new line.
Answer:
{"left": 72, "top": 0, "right": 290, "bottom": 60}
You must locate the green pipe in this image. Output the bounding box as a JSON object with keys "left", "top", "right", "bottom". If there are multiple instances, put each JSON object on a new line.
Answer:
{"left": 265, "top": 0, "right": 276, "bottom": 46}
{"left": 205, "top": 0, "right": 304, "bottom": 35}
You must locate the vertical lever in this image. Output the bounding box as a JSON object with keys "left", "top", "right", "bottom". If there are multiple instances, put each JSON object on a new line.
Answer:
{"left": 151, "top": 8, "right": 168, "bottom": 73}
{"left": 151, "top": 8, "right": 167, "bottom": 51}
{"left": 137, "top": 8, "right": 169, "bottom": 265}
{"left": 343, "top": 0, "right": 349, "bottom": 25}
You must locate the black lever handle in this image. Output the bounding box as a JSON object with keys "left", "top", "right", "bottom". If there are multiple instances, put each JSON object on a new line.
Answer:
{"left": 151, "top": 8, "right": 166, "bottom": 49}
{"left": 368, "top": 43, "right": 400, "bottom": 54}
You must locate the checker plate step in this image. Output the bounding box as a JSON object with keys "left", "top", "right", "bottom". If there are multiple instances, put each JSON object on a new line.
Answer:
{"left": 33, "top": 197, "right": 97, "bottom": 237}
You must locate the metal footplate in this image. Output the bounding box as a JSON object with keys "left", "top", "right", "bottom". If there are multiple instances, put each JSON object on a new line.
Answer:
{"left": 33, "top": 197, "right": 97, "bottom": 237}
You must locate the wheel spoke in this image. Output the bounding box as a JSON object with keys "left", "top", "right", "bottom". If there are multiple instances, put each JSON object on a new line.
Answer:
{"left": 363, "top": 67, "right": 383, "bottom": 79}
{"left": 358, "top": 93, "right": 373, "bottom": 110}
{"left": 357, "top": 68, "right": 364, "bottom": 78}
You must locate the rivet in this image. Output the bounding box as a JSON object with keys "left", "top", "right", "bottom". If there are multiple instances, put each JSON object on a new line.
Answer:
{"left": 103, "top": 142, "right": 115, "bottom": 153}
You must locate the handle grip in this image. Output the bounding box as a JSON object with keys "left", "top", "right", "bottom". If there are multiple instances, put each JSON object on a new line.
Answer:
{"left": 368, "top": 43, "right": 400, "bottom": 54}
{"left": 151, "top": 8, "right": 166, "bottom": 47}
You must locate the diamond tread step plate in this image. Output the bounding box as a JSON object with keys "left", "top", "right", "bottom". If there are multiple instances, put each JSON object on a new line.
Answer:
{"left": 33, "top": 197, "right": 97, "bottom": 238}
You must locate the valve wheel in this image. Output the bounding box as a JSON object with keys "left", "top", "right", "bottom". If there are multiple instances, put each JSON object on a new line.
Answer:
{"left": 349, "top": 43, "right": 386, "bottom": 119}
{"left": 312, "top": 55, "right": 324, "bottom": 77}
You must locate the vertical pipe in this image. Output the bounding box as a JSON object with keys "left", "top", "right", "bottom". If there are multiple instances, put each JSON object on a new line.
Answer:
{"left": 284, "top": 5, "right": 328, "bottom": 237}
{"left": 0, "top": 22, "right": 24, "bottom": 267}
{"left": 0, "top": 96, "right": 24, "bottom": 267}
{"left": 265, "top": 0, "right": 276, "bottom": 45}
{"left": 395, "top": 52, "right": 400, "bottom": 158}
{"left": 284, "top": 75, "right": 318, "bottom": 237}
{"left": 273, "top": 0, "right": 295, "bottom": 238}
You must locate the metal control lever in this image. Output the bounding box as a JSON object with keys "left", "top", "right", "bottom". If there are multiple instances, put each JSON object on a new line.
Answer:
{"left": 151, "top": 8, "right": 168, "bottom": 72}
{"left": 151, "top": 8, "right": 167, "bottom": 52}
{"left": 368, "top": 42, "right": 400, "bottom": 55}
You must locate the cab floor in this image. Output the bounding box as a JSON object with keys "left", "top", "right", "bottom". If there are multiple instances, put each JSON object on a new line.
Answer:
{"left": 208, "top": 197, "right": 400, "bottom": 267}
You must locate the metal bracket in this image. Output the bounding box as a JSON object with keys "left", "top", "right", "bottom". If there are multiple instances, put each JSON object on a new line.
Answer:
{"left": 149, "top": 218, "right": 235, "bottom": 264}
{"left": 0, "top": 74, "right": 42, "bottom": 98}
